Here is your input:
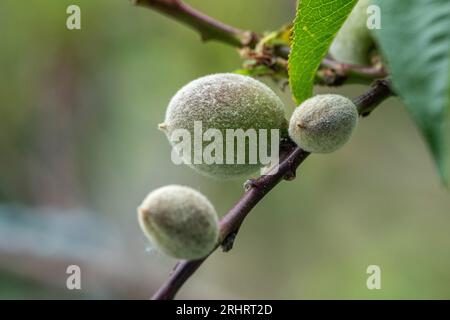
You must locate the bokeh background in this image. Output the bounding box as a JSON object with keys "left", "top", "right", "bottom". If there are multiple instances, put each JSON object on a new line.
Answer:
{"left": 0, "top": 0, "right": 449, "bottom": 299}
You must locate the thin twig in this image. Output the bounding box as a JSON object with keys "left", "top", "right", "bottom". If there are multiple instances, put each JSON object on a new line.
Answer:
{"left": 274, "top": 46, "right": 388, "bottom": 83}
{"left": 132, "top": 0, "right": 258, "bottom": 47}
{"left": 355, "top": 78, "right": 393, "bottom": 116}
{"left": 151, "top": 79, "right": 393, "bottom": 300}
{"left": 132, "top": 0, "right": 386, "bottom": 83}
{"left": 321, "top": 57, "right": 388, "bottom": 84}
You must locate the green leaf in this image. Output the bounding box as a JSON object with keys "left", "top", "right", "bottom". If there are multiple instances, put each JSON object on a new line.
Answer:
{"left": 373, "top": 0, "right": 450, "bottom": 185}
{"left": 289, "top": 0, "right": 357, "bottom": 104}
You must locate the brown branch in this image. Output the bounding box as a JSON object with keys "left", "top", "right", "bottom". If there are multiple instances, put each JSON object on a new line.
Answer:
{"left": 132, "top": 0, "right": 258, "bottom": 47}
{"left": 273, "top": 46, "right": 388, "bottom": 84}
{"left": 132, "top": 0, "right": 387, "bottom": 84}
{"left": 132, "top": 0, "right": 394, "bottom": 300}
{"left": 354, "top": 78, "right": 393, "bottom": 117}
{"left": 320, "top": 57, "right": 388, "bottom": 85}
{"left": 151, "top": 79, "right": 394, "bottom": 300}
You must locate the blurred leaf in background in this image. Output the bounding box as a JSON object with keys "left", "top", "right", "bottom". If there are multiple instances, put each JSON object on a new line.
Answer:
{"left": 374, "top": 0, "right": 450, "bottom": 185}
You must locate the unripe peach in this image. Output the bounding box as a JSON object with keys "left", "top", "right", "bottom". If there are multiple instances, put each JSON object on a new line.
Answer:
{"left": 159, "top": 73, "right": 287, "bottom": 179}
{"left": 137, "top": 185, "right": 219, "bottom": 260}
{"left": 329, "top": 0, "right": 375, "bottom": 66}
{"left": 289, "top": 94, "right": 358, "bottom": 153}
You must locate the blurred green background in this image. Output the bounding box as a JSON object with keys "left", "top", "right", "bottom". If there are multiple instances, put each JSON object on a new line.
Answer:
{"left": 0, "top": 0, "right": 449, "bottom": 299}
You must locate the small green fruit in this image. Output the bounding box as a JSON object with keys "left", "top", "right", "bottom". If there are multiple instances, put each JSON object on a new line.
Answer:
{"left": 289, "top": 94, "right": 358, "bottom": 153}
{"left": 329, "top": 0, "right": 374, "bottom": 66}
{"left": 159, "top": 73, "right": 287, "bottom": 179}
{"left": 137, "top": 185, "right": 219, "bottom": 260}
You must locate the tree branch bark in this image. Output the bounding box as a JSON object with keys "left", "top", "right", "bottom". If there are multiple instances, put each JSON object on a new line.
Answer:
{"left": 151, "top": 79, "right": 393, "bottom": 300}
{"left": 132, "top": 0, "right": 258, "bottom": 47}
{"left": 132, "top": 0, "right": 387, "bottom": 84}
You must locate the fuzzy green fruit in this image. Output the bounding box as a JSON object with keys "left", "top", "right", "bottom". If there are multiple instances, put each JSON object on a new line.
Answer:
{"left": 329, "top": 0, "right": 374, "bottom": 66}
{"left": 137, "top": 185, "right": 219, "bottom": 260}
{"left": 159, "top": 73, "right": 287, "bottom": 179}
{"left": 289, "top": 94, "right": 358, "bottom": 153}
